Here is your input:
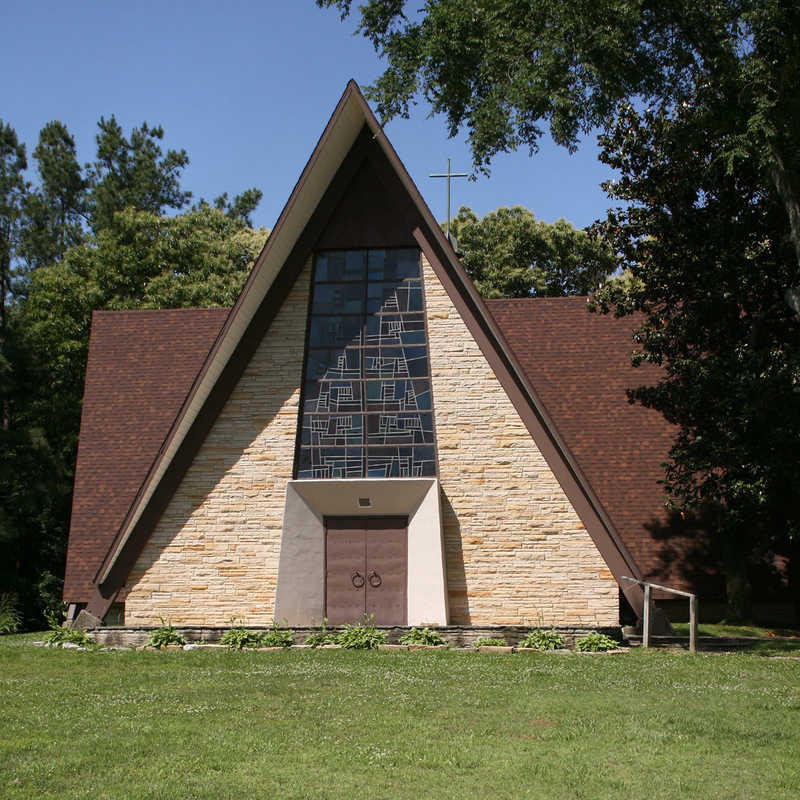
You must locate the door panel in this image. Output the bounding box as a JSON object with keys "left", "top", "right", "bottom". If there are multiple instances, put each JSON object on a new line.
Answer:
{"left": 325, "top": 516, "right": 407, "bottom": 626}
{"left": 325, "top": 519, "right": 365, "bottom": 625}
{"left": 366, "top": 520, "right": 407, "bottom": 626}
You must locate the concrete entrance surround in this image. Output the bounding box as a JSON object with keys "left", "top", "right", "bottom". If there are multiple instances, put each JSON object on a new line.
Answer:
{"left": 274, "top": 478, "right": 447, "bottom": 625}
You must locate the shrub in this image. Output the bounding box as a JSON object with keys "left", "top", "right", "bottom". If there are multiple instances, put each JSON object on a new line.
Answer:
{"left": 305, "top": 631, "right": 337, "bottom": 647}
{"left": 43, "top": 609, "right": 95, "bottom": 648}
{"left": 336, "top": 616, "right": 386, "bottom": 649}
{"left": 305, "top": 618, "right": 337, "bottom": 648}
{"left": 147, "top": 619, "right": 187, "bottom": 649}
{"left": 473, "top": 636, "right": 508, "bottom": 648}
{"left": 0, "top": 594, "right": 21, "bottom": 634}
{"left": 261, "top": 621, "right": 294, "bottom": 648}
{"left": 220, "top": 626, "right": 263, "bottom": 650}
{"left": 575, "top": 632, "right": 620, "bottom": 652}
{"left": 44, "top": 627, "right": 95, "bottom": 647}
{"left": 35, "top": 572, "right": 65, "bottom": 622}
{"left": 399, "top": 627, "right": 446, "bottom": 646}
{"left": 519, "top": 627, "right": 566, "bottom": 651}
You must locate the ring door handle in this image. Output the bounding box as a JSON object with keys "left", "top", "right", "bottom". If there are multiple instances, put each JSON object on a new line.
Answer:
{"left": 368, "top": 570, "right": 382, "bottom": 588}
{"left": 351, "top": 571, "right": 365, "bottom": 589}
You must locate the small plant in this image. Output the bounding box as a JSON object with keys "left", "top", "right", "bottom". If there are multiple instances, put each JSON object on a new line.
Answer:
{"left": 43, "top": 609, "right": 94, "bottom": 647}
{"left": 473, "top": 636, "right": 508, "bottom": 648}
{"left": 519, "top": 627, "right": 566, "bottom": 651}
{"left": 305, "top": 618, "right": 337, "bottom": 648}
{"left": 575, "top": 632, "right": 620, "bottom": 652}
{"left": 221, "top": 625, "right": 263, "bottom": 650}
{"left": 260, "top": 620, "right": 294, "bottom": 648}
{"left": 399, "top": 627, "right": 446, "bottom": 646}
{"left": 336, "top": 615, "right": 387, "bottom": 649}
{"left": 147, "top": 618, "right": 187, "bottom": 649}
{"left": 305, "top": 631, "right": 337, "bottom": 647}
{"left": 0, "top": 593, "right": 21, "bottom": 634}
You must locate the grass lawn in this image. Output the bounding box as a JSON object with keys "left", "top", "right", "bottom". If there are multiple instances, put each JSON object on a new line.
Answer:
{"left": 1, "top": 635, "right": 798, "bottom": 799}
{"left": 668, "top": 623, "right": 800, "bottom": 655}
{"left": 671, "top": 622, "right": 800, "bottom": 639}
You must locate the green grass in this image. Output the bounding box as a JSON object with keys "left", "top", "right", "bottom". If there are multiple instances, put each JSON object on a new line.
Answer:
{"left": 671, "top": 622, "right": 800, "bottom": 639}
{"left": 1, "top": 633, "right": 799, "bottom": 799}
{"left": 670, "top": 623, "right": 800, "bottom": 655}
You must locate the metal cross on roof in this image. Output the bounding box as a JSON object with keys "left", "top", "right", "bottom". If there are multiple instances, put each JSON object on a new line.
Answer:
{"left": 430, "top": 158, "right": 468, "bottom": 243}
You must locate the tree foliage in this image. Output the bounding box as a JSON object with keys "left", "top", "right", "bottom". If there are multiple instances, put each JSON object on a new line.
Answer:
{"left": 86, "top": 116, "right": 191, "bottom": 232}
{"left": 450, "top": 205, "right": 615, "bottom": 297}
{"left": 591, "top": 96, "right": 799, "bottom": 618}
{"left": 320, "top": 0, "right": 800, "bottom": 617}
{"left": 212, "top": 188, "right": 264, "bottom": 228}
{"left": 0, "top": 122, "right": 27, "bottom": 332}
{"left": 319, "top": 1, "right": 800, "bottom": 276}
{"left": 0, "top": 113, "right": 266, "bottom": 626}
{"left": 0, "top": 319, "right": 70, "bottom": 622}
{"left": 20, "top": 122, "right": 87, "bottom": 271}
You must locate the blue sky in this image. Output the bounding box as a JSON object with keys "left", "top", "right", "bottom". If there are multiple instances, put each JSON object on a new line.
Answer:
{"left": 2, "top": 1, "right": 617, "bottom": 232}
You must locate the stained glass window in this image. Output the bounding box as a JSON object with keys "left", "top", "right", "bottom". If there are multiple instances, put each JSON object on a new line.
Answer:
{"left": 296, "top": 248, "right": 437, "bottom": 479}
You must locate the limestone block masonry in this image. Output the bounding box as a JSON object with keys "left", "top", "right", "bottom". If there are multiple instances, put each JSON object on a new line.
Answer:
{"left": 123, "top": 251, "right": 618, "bottom": 627}
{"left": 422, "top": 255, "right": 619, "bottom": 626}
{"left": 124, "top": 260, "right": 312, "bottom": 625}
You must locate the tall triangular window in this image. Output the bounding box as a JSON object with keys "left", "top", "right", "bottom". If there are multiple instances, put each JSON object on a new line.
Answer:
{"left": 296, "top": 248, "right": 437, "bottom": 478}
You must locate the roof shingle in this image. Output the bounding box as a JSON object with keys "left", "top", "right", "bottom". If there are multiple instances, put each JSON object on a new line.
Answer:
{"left": 64, "top": 307, "right": 229, "bottom": 601}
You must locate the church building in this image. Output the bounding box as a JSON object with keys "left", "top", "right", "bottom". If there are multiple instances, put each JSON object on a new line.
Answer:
{"left": 64, "top": 82, "right": 698, "bottom": 631}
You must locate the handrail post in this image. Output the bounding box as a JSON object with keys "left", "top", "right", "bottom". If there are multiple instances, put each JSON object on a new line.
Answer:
{"left": 689, "top": 594, "right": 698, "bottom": 654}
{"left": 621, "top": 575, "right": 697, "bottom": 650}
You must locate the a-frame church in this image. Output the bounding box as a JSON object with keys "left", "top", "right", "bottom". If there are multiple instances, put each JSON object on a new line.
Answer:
{"left": 64, "top": 82, "right": 699, "bottom": 631}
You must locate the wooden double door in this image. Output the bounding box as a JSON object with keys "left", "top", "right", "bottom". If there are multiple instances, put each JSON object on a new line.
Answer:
{"left": 325, "top": 517, "right": 407, "bottom": 626}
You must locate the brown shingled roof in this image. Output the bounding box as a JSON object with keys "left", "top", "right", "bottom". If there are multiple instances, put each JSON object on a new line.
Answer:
{"left": 67, "top": 295, "right": 709, "bottom": 607}
{"left": 487, "top": 297, "right": 711, "bottom": 595}
{"left": 64, "top": 307, "right": 229, "bottom": 602}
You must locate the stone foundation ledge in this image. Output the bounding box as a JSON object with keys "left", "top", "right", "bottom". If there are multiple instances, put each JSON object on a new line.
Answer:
{"left": 88, "top": 624, "right": 622, "bottom": 649}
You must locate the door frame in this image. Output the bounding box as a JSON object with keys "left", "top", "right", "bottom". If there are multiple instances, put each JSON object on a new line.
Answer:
{"left": 274, "top": 478, "right": 448, "bottom": 626}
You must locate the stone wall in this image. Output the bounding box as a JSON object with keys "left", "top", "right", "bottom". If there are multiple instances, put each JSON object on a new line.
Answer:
{"left": 123, "top": 249, "right": 619, "bottom": 627}
{"left": 422, "top": 255, "right": 619, "bottom": 626}
{"left": 124, "top": 260, "right": 312, "bottom": 625}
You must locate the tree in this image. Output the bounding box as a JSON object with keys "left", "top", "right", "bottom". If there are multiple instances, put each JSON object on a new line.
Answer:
{"left": 22, "top": 205, "right": 268, "bottom": 468}
{"left": 0, "top": 122, "right": 69, "bottom": 625}
{"left": 19, "top": 121, "right": 87, "bottom": 271}
{"left": 318, "top": 1, "right": 800, "bottom": 295}
{"left": 87, "top": 116, "right": 191, "bottom": 232}
{"left": 320, "top": 0, "right": 800, "bottom": 619}
{"left": 0, "top": 315, "right": 71, "bottom": 624}
{"left": 0, "top": 122, "right": 28, "bottom": 436}
{"left": 0, "top": 122, "right": 27, "bottom": 346}
{"left": 591, "top": 93, "right": 800, "bottom": 620}
{"left": 212, "top": 188, "right": 264, "bottom": 228}
{"left": 450, "top": 205, "right": 615, "bottom": 297}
